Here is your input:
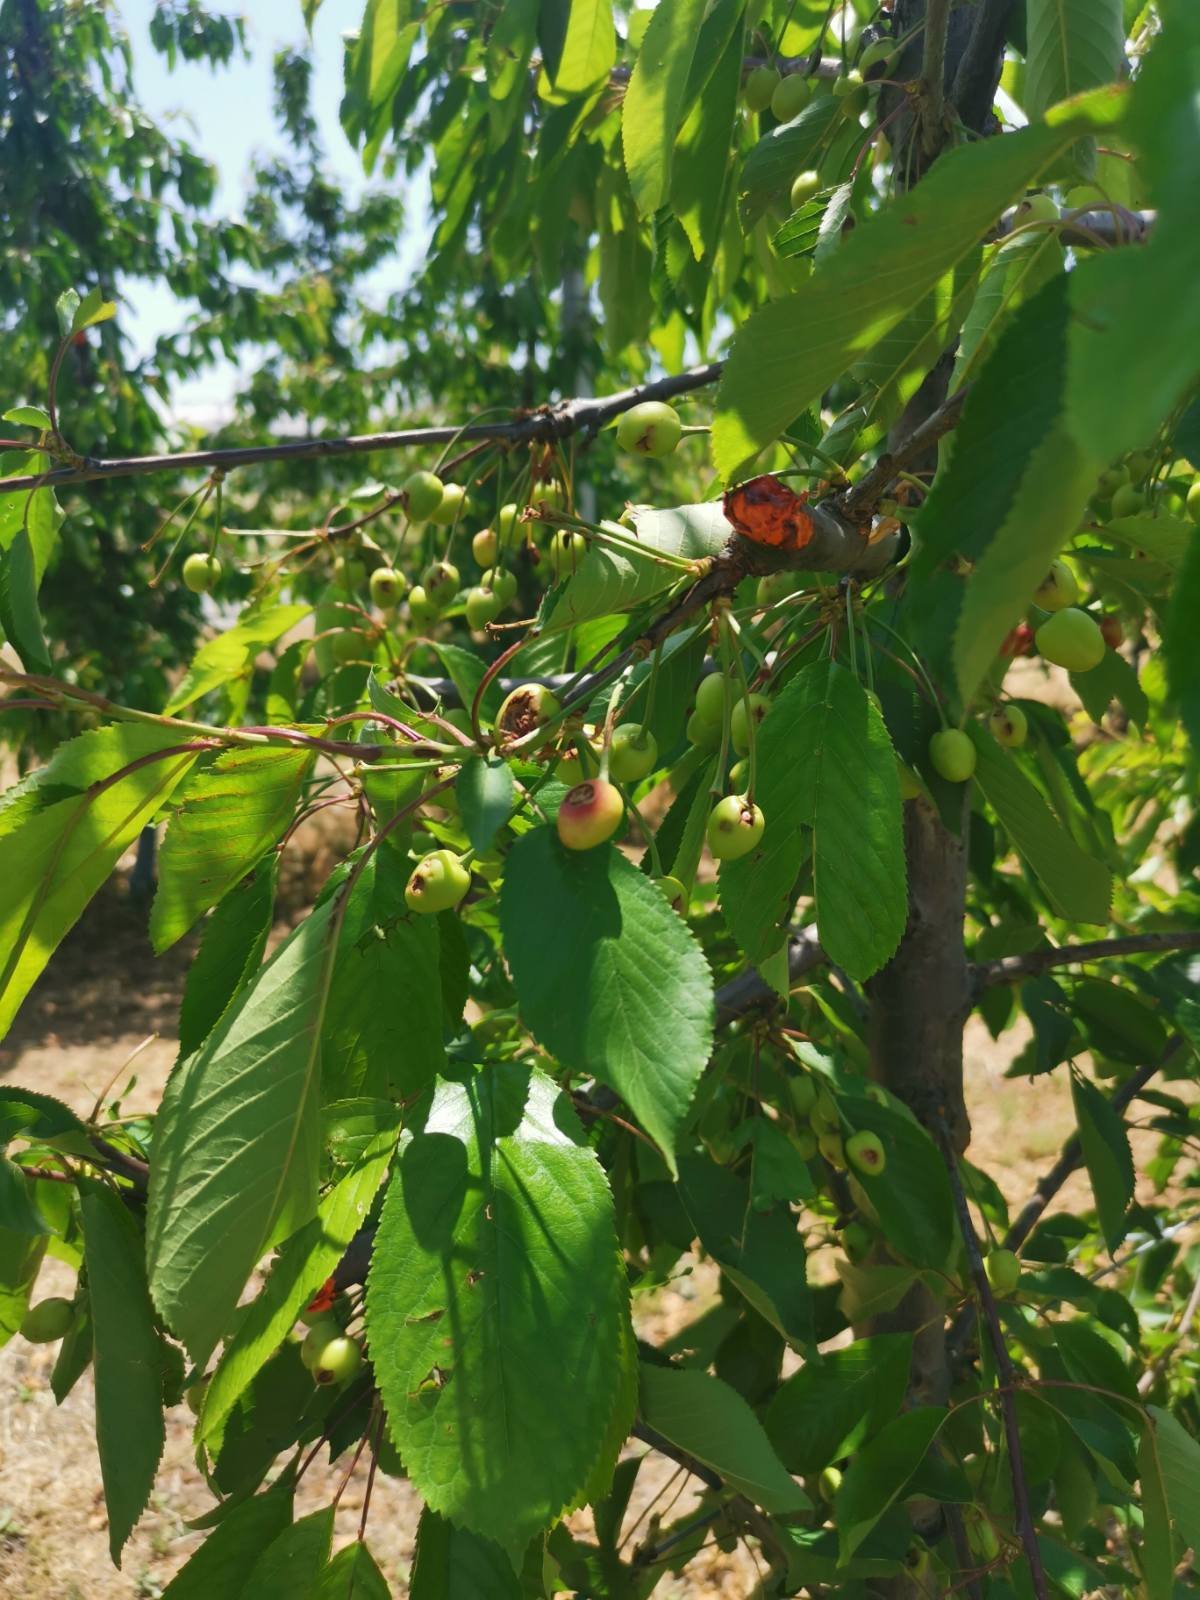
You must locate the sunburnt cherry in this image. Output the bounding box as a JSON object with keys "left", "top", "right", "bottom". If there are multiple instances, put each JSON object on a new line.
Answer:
{"left": 370, "top": 565, "right": 405, "bottom": 608}
{"left": 1034, "top": 559, "right": 1079, "bottom": 612}
{"left": 495, "top": 683, "right": 560, "bottom": 742}
{"left": 422, "top": 560, "right": 460, "bottom": 610}
{"left": 845, "top": 1129, "right": 886, "bottom": 1176}
{"left": 988, "top": 703, "right": 1027, "bottom": 748}
{"left": 730, "top": 692, "right": 771, "bottom": 755}
{"left": 1014, "top": 192, "right": 1058, "bottom": 226}
{"left": 706, "top": 795, "right": 765, "bottom": 860}
{"left": 609, "top": 724, "right": 658, "bottom": 783}
{"left": 549, "top": 530, "right": 586, "bottom": 578}
{"left": 404, "top": 469, "right": 445, "bottom": 522}
{"left": 182, "top": 552, "right": 222, "bottom": 593}
{"left": 1036, "top": 608, "right": 1105, "bottom": 672}
{"left": 312, "top": 1334, "right": 363, "bottom": 1385}
{"left": 654, "top": 875, "right": 688, "bottom": 914}
{"left": 557, "top": 779, "right": 624, "bottom": 850}
{"left": 929, "top": 729, "right": 976, "bottom": 783}
{"left": 405, "top": 849, "right": 471, "bottom": 913}
{"left": 616, "top": 401, "right": 682, "bottom": 459}
{"left": 818, "top": 1131, "right": 845, "bottom": 1168}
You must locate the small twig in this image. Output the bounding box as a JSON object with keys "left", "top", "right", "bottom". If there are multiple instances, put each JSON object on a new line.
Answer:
{"left": 934, "top": 1117, "right": 1048, "bottom": 1600}
{"left": 838, "top": 386, "right": 968, "bottom": 523}
{"left": 974, "top": 930, "right": 1200, "bottom": 990}
{"left": 920, "top": 0, "right": 952, "bottom": 153}
{"left": 1137, "top": 1267, "right": 1200, "bottom": 1396}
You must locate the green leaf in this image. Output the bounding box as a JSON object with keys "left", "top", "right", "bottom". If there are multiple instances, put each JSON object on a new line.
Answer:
{"left": 366, "top": 1064, "right": 634, "bottom": 1562}
{"left": 160, "top": 1489, "right": 294, "bottom": 1599}
{"left": 55, "top": 288, "right": 81, "bottom": 333}
{"left": 1071, "top": 648, "right": 1148, "bottom": 728}
{"left": 151, "top": 746, "right": 312, "bottom": 952}
{"left": 409, "top": 1508, "right": 522, "bottom": 1599}
{"left": 840, "top": 1098, "right": 957, "bottom": 1269}
{"left": 1070, "top": 1073, "right": 1134, "bottom": 1252}
{"left": 970, "top": 726, "right": 1111, "bottom": 923}
{"left": 675, "top": 1154, "right": 812, "bottom": 1344}
{"left": 0, "top": 1228, "right": 46, "bottom": 1347}
{"left": 147, "top": 901, "right": 336, "bottom": 1365}
{"left": 199, "top": 1108, "right": 398, "bottom": 1445}
{"left": 737, "top": 97, "right": 845, "bottom": 226}
{"left": 0, "top": 526, "right": 49, "bottom": 671}
{"left": 0, "top": 1085, "right": 88, "bottom": 1149}
{"left": 639, "top": 1362, "right": 809, "bottom": 1512}
{"left": 1145, "top": 1407, "right": 1200, "bottom": 1556}
{"left": 500, "top": 827, "right": 713, "bottom": 1167}
{"left": 724, "top": 662, "right": 905, "bottom": 980}
{"left": 321, "top": 845, "right": 445, "bottom": 1100}
{"left": 621, "top": 0, "right": 708, "bottom": 217}
{"left": 70, "top": 285, "right": 117, "bottom": 332}
{"left": 953, "top": 231, "right": 1066, "bottom": 390}
{"left": 670, "top": 25, "right": 740, "bottom": 262}
{"left": 81, "top": 1182, "right": 166, "bottom": 1563}
{"left": 456, "top": 756, "right": 515, "bottom": 853}
{"left": 0, "top": 728, "right": 199, "bottom": 1041}
{"left": 1166, "top": 532, "right": 1200, "bottom": 751}
{"left": 834, "top": 1406, "right": 946, "bottom": 1561}
{"left": 1138, "top": 1418, "right": 1176, "bottom": 1600}
{"left": 547, "top": 501, "right": 728, "bottom": 632}
{"left": 315, "top": 1542, "right": 391, "bottom": 1599}
{"left": 765, "top": 1334, "right": 914, "bottom": 1475}
{"left": 0, "top": 1157, "right": 50, "bottom": 1234}
{"left": 165, "top": 604, "right": 310, "bottom": 715}
{"left": 2, "top": 405, "right": 51, "bottom": 429}
{"left": 432, "top": 639, "right": 503, "bottom": 723}
{"left": 713, "top": 98, "right": 1122, "bottom": 477}
{"left": 1101, "top": 512, "right": 1193, "bottom": 572}
{"left": 177, "top": 857, "right": 276, "bottom": 1059}
{"left": 1025, "top": 0, "right": 1124, "bottom": 120}
{"left": 243, "top": 1508, "right": 334, "bottom": 1600}
{"left": 552, "top": 0, "right": 614, "bottom": 95}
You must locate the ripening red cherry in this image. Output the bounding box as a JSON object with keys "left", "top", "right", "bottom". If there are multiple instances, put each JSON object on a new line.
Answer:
{"left": 609, "top": 724, "right": 658, "bottom": 782}
{"left": 1035, "top": 608, "right": 1105, "bottom": 672}
{"left": 472, "top": 528, "right": 499, "bottom": 567}
{"left": 370, "top": 566, "right": 405, "bottom": 608}
{"left": 1000, "top": 621, "right": 1035, "bottom": 658}
{"left": 988, "top": 703, "right": 1027, "bottom": 748}
{"left": 430, "top": 482, "right": 467, "bottom": 526}
{"left": 845, "top": 1129, "right": 887, "bottom": 1176}
{"left": 182, "top": 552, "right": 222, "bottom": 594}
{"left": 706, "top": 795, "right": 765, "bottom": 860}
{"left": 1034, "top": 559, "right": 1079, "bottom": 612}
{"left": 616, "top": 401, "right": 682, "bottom": 458}
{"left": 312, "top": 1334, "right": 363, "bottom": 1385}
{"left": 20, "top": 1297, "right": 74, "bottom": 1343}
{"left": 405, "top": 849, "right": 470, "bottom": 914}
{"left": 984, "top": 1248, "right": 1021, "bottom": 1296}
{"left": 929, "top": 729, "right": 976, "bottom": 783}
{"left": 495, "top": 684, "right": 560, "bottom": 741}
{"left": 404, "top": 469, "right": 445, "bottom": 521}
{"left": 1099, "top": 613, "right": 1124, "bottom": 650}
{"left": 557, "top": 779, "right": 625, "bottom": 850}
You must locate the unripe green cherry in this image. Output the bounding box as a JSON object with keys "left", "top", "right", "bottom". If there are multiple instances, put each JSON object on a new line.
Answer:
{"left": 1035, "top": 559, "right": 1079, "bottom": 612}
{"left": 692, "top": 672, "right": 726, "bottom": 727}
{"left": 332, "top": 630, "right": 364, "bottom": 664}
{"left": 730, "top": 692, "right": 771, "bottom": 755}
{"left": 616, "top": 401, "right": 683, "bottom": 458}
{"left": 405, "top": 848, "right": 471, "bottom": 914}
{"left": 789, "top": 168, "right": 820, "bottom": 208}
{"left": 185, "top": 1377, "right": 209, "bottom": 1416}
{"left": 472, "top": 527, "right": 499, "bottom": 567}
{"left": 20, "top": 1296, "right": 74, "bottom": 1343}
{"left": 810, "top": 1088, "right": 838, "bottom": 1131}
{"left": 404, "top": 469, "right": 445, "bottom": 522}
{"left": 557, "top": 779, "right": 624, "bottom": 850}
{"left": 422, "top": 560, "right": 460, "bottom": 609}
{"left": 497, "top": 502, "right": 523, "bottom": 547}
{"left": 789, "top": 1074, "right": 817, "bottom": 1117}
{"left": 1186, "top": 478, "right": 1200, "bottom": 524}
{"left": 313, "top": 1334, "right": 363, "bottom": 1385}
{"left": 1124, "top": 449, "right": 1154, "bottom": 480}
{"left": 654, "top": 875, "right": 688, "bottom": 914}
{"left": 496, "top": 683, "right": 561, "bottom": 742}
{"left": 897, "top": 760, "right": 922, "bottom": 799}
{"left": 465, "top": 585, "right": 503, "bottom": 630}
{"left": 859, "top": 37, "right": 895, "bottom": 73}
{"left": 430, "top": 482, "right": 466, "bottom": 526}
{"left": 1110, "top": 483, "right": 1145, "bottom": 519}
{"left": 1098, "top": 463, "right": 1129, "bottom": 495}
{"left": 370, "top": 565, "right": 406, "bottom": 609}
{"left": 706, "top": 795, "right": 765, "bottom": 860}
{"left": 531, "top": 478, "right": 566, "bottom": 512}
{"left": 408, "top": 584, "right": 438, "bottom": 627}
{"left": 300, "top": 1318, "right": 340, "bottom": 1368}
{"left": 841, "top": 1221, "right": 872, "bottom": 1262}
{"left": 1035, "top": 608, "right": 1105, "bottom": 672}
{"left": 792, "top": 1127, "right": 818, "bottom": 1161}
{"left": 333, "top": 555, "right": 367, "bottom": 591}
{"left": 743, "top": 65, "right": 780, "bottom": 113}
{"left": 818, "top": 1465, "right": 843, "bottom": 1503}
{"left": 984, "top": 1247, "right": 1021, "bottom": 1296}
{"left": 182, "top": 552, "right": 222, "bottom": 594}
{"left": 482, "top": 565, "right": 518, "bottom": 606}
{"left": 988, "top": 703, "right": 1027, "bottom": 748}
{"left": 686, "top": 710, "right": 721, "bottom": 751}
{"left": 609, "top": 724, "right": 658, "bottom": 783}
{"left": 845, "top": 1129, "right": 886, "bottom": 1176}
{"left": 833, "top": 68, "right": 866, "bottom": 109}
{"left": 728, "top": 757, "right": 749, "bottom": 792}
{"left": 929, "top": 729, "right": 976, "bottom": 783}
{"left": 771, "top": 74, "right": 811, "bottom": 122}
{"left": 756, "top": 571, "right": 801, "bottom": 608}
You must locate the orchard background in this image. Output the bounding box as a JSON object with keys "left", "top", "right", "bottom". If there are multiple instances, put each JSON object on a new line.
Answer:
{"left": 1, "top": 1, "right": 1200, "bottom": 1597}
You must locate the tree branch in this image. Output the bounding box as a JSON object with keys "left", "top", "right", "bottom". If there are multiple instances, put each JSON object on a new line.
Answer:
{"left": 920, "top": 0, "right": 952, "bottom": 152}
{"left": 974, "top": 930, "right": 1200, "bottom": 989}
{"left": 0, "top": 364, "right": 724, "bottom": 496}
{"left": 995, "top": 203, "right": 1155, "bottom": 249}
{"left": 715, "top": 933, "right": 827, "bottom": 1028}
{"left": 933, "top": 1117, "right": 1048, "bottom": 1600}
{"left": 837, "top": 385, "right": 968, "bottom": 522}
{"left": 951, "top": 0, "right": 1015, "bottom": 132}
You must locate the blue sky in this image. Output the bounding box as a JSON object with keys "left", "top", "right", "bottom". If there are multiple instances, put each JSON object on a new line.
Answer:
{"left": 115, "top": 0, "right": 410, "bottom": 421}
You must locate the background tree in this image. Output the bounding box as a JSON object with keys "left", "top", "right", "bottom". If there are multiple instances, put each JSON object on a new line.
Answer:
{"left": 1, "top": 1, "right": 1200, "bottom": 1596}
